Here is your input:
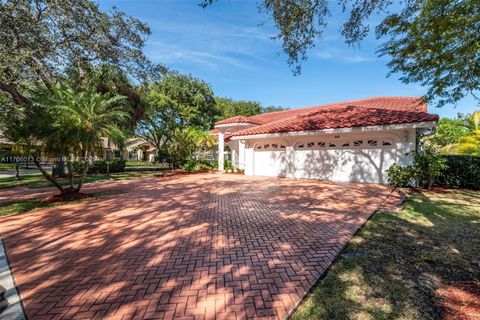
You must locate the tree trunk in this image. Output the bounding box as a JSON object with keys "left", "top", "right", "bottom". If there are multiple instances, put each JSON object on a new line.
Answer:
{"left": 75, "top": 151, "right": 90, "bottom": 193}
{"left": 66, "top": 158, "right": 74, "bottom": 191}
{"left": 15, "top": 162, "right": 20, "bottom": 180}
{"left": 33, "top": 159, "right": 64, "bottom": 194}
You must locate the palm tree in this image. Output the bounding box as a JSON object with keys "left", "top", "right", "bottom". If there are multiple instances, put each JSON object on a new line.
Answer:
{"left": 442, "top": 111, "right": 480, "bottom": 156}
{"left": 32, "top": 84, "right": 129, "bottom": 194}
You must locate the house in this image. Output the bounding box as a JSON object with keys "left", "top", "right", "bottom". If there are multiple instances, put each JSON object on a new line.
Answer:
{"left": 1, "top": 130, "right": 156, "bottom": 162}
{"left": 123, "top": 138, "right": 156, "bottom": 162}
{"left": 214, "top": 96, "right": 439, "bottom": 184}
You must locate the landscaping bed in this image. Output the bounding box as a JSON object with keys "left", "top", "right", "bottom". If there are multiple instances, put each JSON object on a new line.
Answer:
{"left": 292, "top": 188, "right": 480, "bottom": 320}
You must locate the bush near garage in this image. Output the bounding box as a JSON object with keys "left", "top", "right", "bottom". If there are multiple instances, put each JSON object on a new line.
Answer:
{"left": 435, "top": 155, "right": 480, "bottom": 190}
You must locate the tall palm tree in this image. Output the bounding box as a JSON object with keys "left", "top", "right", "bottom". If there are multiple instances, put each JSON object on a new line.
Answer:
{"left": 32, "top": 84, "right": 129, "bottom": 194}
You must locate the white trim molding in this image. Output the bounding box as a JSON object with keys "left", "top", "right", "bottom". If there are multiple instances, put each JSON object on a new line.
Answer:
{"left": 230, "top": 121, "right": 437, "bottom": 141}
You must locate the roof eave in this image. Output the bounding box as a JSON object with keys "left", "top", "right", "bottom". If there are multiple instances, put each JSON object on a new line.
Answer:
{"left": 214, "top": 122, "right": 259, "bottom": 128}
{"left": 230, "top": 121, "right": 438, "bottom": 140}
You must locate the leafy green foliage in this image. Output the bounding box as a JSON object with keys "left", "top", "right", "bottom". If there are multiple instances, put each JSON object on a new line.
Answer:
{"left": 436, "top": 155, "right": 480, "bottom": 190}
{"left": 215, "top": 97, "right": 286, "bottom": 121}
{"left": 387, "top": 145, "right": 447, "bottom": 190}
{"left": 376, "top": 0, "right": 480, "bottom": 107}
{"left": 136, "top": 72, "right": 217, "bottom": 163}
{"left": 386, "top": 163, "right": 414, "bottom": 188}
{"left": 414, "top": 145, "right": 448, "bottom": 189}
{"left": 202, "top": 0, "right": 480, "bottom": 107}
{"left": 439, "top": 111, "right": 480, "bottom": 155}
{"left": 167, "top": 127, "right": 215, "bottom": 167}
{"left": 182, "top": 159, "right": 216, "bottom": 172}
{"left": 0, "top": 0, "right": 159, "bottom": 106}
{"left": 430, "top": 115, "right": 471, "bottom": 147}
{"left": 66, "top": 64, "right": 158, "bottom": 131}
{"left": 0, "top": 82, "right": 130, "bottom": 193}
{"left": 72, "top": 159, "right": 126, "bottom": 174}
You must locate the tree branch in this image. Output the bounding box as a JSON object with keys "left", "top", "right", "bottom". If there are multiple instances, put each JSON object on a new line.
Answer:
{"left": 0, "top": 81, "right": 31, "bottom": 105}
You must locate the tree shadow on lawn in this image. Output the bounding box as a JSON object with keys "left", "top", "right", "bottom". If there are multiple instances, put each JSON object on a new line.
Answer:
{"left": 0, "top": 174, "right": 395, "bottom": 319}
{"left": 292, "top": 190, "right": 480, "bottom": 320}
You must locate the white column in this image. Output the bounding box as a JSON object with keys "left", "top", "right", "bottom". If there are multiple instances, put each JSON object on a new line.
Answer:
{"left": 218, "top": 131, "right": 224, "bottom": 172}
{"left": 231, "top": 142, "right": 237, "bottom": 170}
{"left": 238, "top": 141, "right": 245, "bottom": 170}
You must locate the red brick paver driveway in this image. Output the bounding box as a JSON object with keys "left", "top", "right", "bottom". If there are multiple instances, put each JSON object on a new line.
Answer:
{"left": 0, "top": 174, "right": 398, "bottom": 320}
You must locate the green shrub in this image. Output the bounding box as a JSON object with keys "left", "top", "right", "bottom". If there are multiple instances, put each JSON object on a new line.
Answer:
{"left": 435, "top": 155, "right": 480, "bottom": 190}
{"left": 224, "top": 160, "right": 233, "bottom": 172}
{"left": 71, "top": 159, "right": 126, "bottom": 174}
{"left": 71, "top": 161, "right": 86, "bottom": 174}
{"left": 108, "top": 159, "right": 126, "bottom": 173}
{"left": 182, "top": 160, "right": 216, "bottom": 172}
{"left": 387, "top": 145, "right": 447, "bottom": 190}
{"left": 182, "top": 161, "right": 197, "bottom": 172}
{"left": 387, "top": 163, "right": 414, "bottom": 188}
{"left": 414, "top": 145, "right": 448, "bottom": 189}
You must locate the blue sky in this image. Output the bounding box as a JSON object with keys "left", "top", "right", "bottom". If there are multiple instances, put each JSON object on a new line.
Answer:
{"left": 99, "top": 0, "right": 478, "bottom": 119}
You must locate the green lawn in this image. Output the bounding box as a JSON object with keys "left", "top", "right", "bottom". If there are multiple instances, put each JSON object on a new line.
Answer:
{"left": 125, "top": 160, "right": 167, "bottom": 167}
{"left": 293, "top": 189, "right": 480, "bottom": 320}
{"left": 0, "top": 163, "right": 32, "bottom": 170}
{"left": 0, "top": 170, "right": 162, "bottom": 189}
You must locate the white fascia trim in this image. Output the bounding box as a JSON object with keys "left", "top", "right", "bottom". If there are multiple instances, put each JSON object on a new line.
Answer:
{"left": 214, "top": 123, "right": 257, "bottom": 129}
{"left": 230, "top": 121, "right": 437, "bottom": 140}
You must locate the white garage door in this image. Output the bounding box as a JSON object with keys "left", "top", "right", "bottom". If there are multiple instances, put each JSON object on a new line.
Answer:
{"left": 254, "top": 142, "right": 287, "bottom": 177}
{"left": 294, "top": 138, "right": 396, "bottom": 183}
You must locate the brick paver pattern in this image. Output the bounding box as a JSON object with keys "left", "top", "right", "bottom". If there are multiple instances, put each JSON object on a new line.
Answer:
{"left": 0, "top": 174, "right": 395, "bottom": 320}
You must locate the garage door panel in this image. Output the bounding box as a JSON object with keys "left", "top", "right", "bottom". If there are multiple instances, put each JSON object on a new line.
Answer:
{"left": 254, "top": 151, "right": 286, "bottom": 177}
{"left": 254, "top": 142, "right": 287, "bottom": 177}
{"left": 294, "top": 138, "right": 396, "bottom": 183}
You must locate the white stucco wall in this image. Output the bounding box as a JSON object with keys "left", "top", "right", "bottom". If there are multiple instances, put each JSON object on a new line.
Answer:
{"left": 240, "top": 128, "right": 418, "bottom": 184}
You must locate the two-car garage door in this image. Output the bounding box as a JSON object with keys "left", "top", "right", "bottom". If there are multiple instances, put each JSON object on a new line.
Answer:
{"left": 253, "top": 137, "right": 397, "bottom": 183}
{"left": 292, "top": 137, "right": 396, "bottom": 183}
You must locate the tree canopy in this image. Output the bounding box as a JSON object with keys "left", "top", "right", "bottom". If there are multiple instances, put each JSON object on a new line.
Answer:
{"left": 202, "top": 0, "right": 480, "bottom": 107}
{"left": 0, "top": 0, "right": 161, "bottom": 106}
{"left": 215, "top": 97, "right": 286, "bottom": 121}
{"left": 136, "top": 72, "right": 217, "bottom": 162}
{"left": 429, "top": 114, "right": 471, "bottom": 147}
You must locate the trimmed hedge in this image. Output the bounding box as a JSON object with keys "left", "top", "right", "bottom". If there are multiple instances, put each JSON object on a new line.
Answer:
{"left": 72, "top": 159, "right": 126, "bottom": 174}
{"left": 435, "top": 155, "right": 480, "bottom": 190}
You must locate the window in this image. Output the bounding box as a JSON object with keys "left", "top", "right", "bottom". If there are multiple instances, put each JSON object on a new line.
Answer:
{"left": 257, "top": 143, "right": 287, "bottom": 151}
{"left": 342, "top": 142, "right": 350, "bottom": 147}
{"left": 318, "top": 142, "right": 326, "bottom": 148}
{"left": 382, "top": 140, "right": 393, "bottom": 146}
{"left": 367, "top": 140, "right": 378, "bottom": 146}
{"left": 329, "top": 142, "right": 337, "bottom": 147}
{"left": 353, "top": 140, "right": 363, "bottom": 147}
{"left": 307, "top": 142, "right": 315, "bottom": 148}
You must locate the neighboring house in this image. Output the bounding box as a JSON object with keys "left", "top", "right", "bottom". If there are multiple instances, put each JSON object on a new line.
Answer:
{"left": 0, "top": 130, "right": 156, "bottom": 162}
{"left": 0, "top": 130, "right": 10, "bottom": 153}
{"left": 213, "top": 96, "right": 439, "bottom": 184}
{"left": 123, "top": 138, "right": 156, "bottom": 162}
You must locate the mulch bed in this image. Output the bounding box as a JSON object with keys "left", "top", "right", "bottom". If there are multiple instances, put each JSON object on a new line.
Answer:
{"left": 41, "top": 192, "right": 94, "bottom": 204}
{"left": 435, "top": 281, "right": 480, "bottom": 320}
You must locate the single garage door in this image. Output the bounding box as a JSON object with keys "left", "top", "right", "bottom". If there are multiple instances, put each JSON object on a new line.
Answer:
{"left": 254, "top": 142, "right": 287, "bottom": 177}
{"left": 293, "top": 137, "right": 396, "bottom": 183}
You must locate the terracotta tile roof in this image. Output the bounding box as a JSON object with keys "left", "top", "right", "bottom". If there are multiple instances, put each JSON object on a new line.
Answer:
{"left": 215, "top": 115, "right": 263, "bottom": 125}
{"left": 231, "top": 105, "right": 438, "bottom": 137}
{"left": 215, "top": 96, "right": 428, "bottom": 127}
